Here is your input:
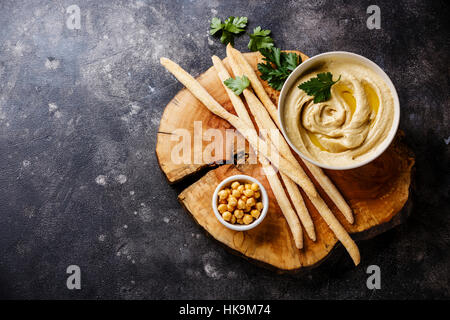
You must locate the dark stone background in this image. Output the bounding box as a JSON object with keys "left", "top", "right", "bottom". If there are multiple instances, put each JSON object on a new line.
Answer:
{"left": 0, "top": 0, "right": 448, "bottom": 299}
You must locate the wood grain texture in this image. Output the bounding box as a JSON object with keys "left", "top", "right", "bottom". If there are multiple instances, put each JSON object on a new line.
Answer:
{"left": 157, "top": 51, "right": 415, "bottom": 270}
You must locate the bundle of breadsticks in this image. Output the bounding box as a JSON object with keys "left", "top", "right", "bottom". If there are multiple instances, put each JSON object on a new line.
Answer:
{"left": 160, "top": 44, "right": 360, "bottom": 265}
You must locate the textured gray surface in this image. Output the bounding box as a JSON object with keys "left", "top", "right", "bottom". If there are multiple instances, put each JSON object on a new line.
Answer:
{"left": 0, "top": 0, "right": 448, "bottom": 299}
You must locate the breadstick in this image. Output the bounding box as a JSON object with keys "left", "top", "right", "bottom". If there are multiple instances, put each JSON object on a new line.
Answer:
{"left": 308, "top": 194, "right": 360, "bottom": 265}
{"left": 227, "top": 44, "right": 280, "bottom": 127}
{"left": 302, "top": 160, "right": 354, "bottom": 224}
{"left": 279, "top": 172, "right": 315, "bottom": 241}
{"left": 211, "top": 56, "right": 253, "bottom": 128}
{"left": 263, "top": 163, "right": 303, "bottom": 249}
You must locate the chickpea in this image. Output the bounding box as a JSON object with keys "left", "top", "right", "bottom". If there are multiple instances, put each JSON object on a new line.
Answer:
{"left": 250, "top": 209, "right": 260, "bottom": 219}
{"left": 227, "top": 196, "right": 237, "bottom": 207}
{"left": 254, "top": 191, "right": 261, "bottom": 199}
{"left": 244, "top": 205, "right": 251, "bottom": 212}
{"left": 231, "top": 189, "right": 241, "bottom": 199}
{"left": 256, "top": 202, "right": 263, "bottom": 211}
{"left": 251, "top": 183, "right": 259, "bottom": 191}
{"left": 243, "top": 214, "right": 254, "bottom": 225}
{"left": 222, "top": 211, "right": 232, "bottom": 221}
{"left": 231, "top": 181, "right": 240, "bottom": 190}
{"left": 219, "top": 199, "right": 227, "bottom": 204}
{"left": 245, "top": 183, "right": 251, "bottom": 190}
{"left": 240, "top": 195, "right": 248, "bottom": 202}
{"left": 237, "top": 185, "right": 244, "bottom": 193}
{"left": 230, "top": 215, "right": 237, "bottom": 224}
{"left": 243, "top": 189, "right": 254, "bottom": 197}
{"left": 227, "top": 204, "right": 235, "bottom": 212}
{"left": 218, "top": 204, "right": 228, "bottom": 213}
{"left": 246, "top": 197, "right": 256, "bottom": 207}
{"left": 237, "top": 199, "right": 246, "bottom": 210}
{"left": 237, "top": 218, "right": 244, "bottom": 225}
{"left": 218, "top": 189, "right": 228, "bottom": 200}
{"left": 234, "top": 209, "right": 244, "bottom": 219}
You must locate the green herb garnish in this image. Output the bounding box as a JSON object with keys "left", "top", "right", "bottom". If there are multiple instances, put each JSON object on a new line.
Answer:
{"left": 298, "top": 72, "right": 341, "bottom": 103}
{"left": 224, "top": 75, "right": 250, "bottom": 95}
{"left": 210, "top": 16, "right": 248, "bottom": 45}
{"left": 257, "top": 47, "right": 301, "bottom": 90}
{"left": 248, "top": 26, "right": 274, "bottom": 52}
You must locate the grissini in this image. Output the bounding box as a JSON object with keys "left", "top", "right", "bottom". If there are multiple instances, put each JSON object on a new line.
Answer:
{"left": 307, "top": 194, "right": 360, "bottom": 265}
{"left": 226, "top": 44, "right": 280, "bottom": 127}
{"left": 302, "top": 161, "right": 354, "bottom": 224}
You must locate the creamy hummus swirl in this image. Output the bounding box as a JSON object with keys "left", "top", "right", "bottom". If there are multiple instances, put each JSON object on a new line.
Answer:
{"left": 283, "top": 59, "right": 394, "bottom": 167}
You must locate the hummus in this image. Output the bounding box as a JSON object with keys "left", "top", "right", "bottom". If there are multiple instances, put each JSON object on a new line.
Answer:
{"left": 283, "top": 58, "right": 394, "bottom": 167}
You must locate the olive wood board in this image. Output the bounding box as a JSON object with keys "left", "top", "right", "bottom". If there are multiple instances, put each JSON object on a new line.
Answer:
{"left": 156, "top": 51, "right": 414, "bottom": 270}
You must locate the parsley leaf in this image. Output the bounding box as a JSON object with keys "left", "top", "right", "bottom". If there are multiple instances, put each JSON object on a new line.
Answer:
{"left": 209, "top": 17, "right": 223, "bottom": 36}
{"left": 248, "top": 26, "right": 274, "bottom": 52}
{"left": 209, "top": 16, "right": 248, "bottom": 45}
{"left": 284, "top": 52, "right": 299, "bottom": 72}
{"left": 257, "top": 47, "right": 301, "bottom": 90}
{"left": 298, "top": 72, "right": 341, "bottom": 103}
{"left": 224, "top": 16, "right": 248, "bottom": 33}
{"left": 224, "top": 75, "right": 250, "bottom": 95}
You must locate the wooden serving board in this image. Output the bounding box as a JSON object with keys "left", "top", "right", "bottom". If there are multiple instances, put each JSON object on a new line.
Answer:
{"left": 156, "top": 51, "right": 415, "bottom": 271}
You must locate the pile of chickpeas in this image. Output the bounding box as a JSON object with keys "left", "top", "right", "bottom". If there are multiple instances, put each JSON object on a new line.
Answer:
{"left": 216, "top": 180, "right": 263, "bottom": 225}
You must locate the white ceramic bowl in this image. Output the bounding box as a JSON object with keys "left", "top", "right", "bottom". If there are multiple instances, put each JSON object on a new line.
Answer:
{"left": 278, "top": 51, "right": 400, "bottom": 170}
{"left": 212, "top": 175, "right": 269, "bottom": 231}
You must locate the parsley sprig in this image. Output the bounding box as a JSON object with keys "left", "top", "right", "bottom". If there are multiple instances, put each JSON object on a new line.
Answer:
{"left": 208, "top": 18, "right": 302, "bottom": 91}
{"left": 297, "top": 72, "right": 341, "bottom": 103}
{"left": 248, "top": 27, "right": 274, "bottom": 52}
{"left": 224, "top": 75, "right": 250, "bottom": 95}
{"left": 257, "top": 47, "right": 301, "bottom": 90}
{"left": 210, "top": 16, "right": 248, "bottom": 45}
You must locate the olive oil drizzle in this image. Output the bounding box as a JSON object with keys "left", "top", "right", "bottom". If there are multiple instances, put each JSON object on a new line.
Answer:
{"left": 305, "top": 83, "right": 380, "bottom": 152}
